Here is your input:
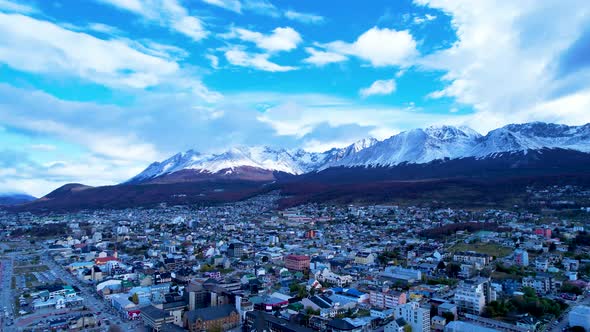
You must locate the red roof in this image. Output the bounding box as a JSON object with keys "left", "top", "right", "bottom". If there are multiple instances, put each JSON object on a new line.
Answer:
{"left": 95, "top": 256, "right": 119, "bottom": 265}
{"left": 285, "top": 255, "right": 310, "bottom": 261}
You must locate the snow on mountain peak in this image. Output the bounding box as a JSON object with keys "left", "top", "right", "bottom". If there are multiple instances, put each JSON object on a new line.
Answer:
{"left": 127, "top": 122, "right": 590, "bottom": 183}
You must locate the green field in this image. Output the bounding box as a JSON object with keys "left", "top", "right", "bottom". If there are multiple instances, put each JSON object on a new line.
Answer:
{"left": 449, "top": 242, "right": 513, "bottom": 258}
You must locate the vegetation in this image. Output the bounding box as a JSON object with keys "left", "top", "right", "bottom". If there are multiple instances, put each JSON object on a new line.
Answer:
{"left": 449, "top": 242, "right": 513, "bottom": 258}
{"left": 485, "top": 287, "right": 566, "bottom": 319}
{"left": 560, "top": 283, "right": 583, "bottom": 295}
{"left": 289, "top": 282, "right": 308, "bottom": 298}
{"left": 419, "top": 222, "right": 511, "bottom": 240}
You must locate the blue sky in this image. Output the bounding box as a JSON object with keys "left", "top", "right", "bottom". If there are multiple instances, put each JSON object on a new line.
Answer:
{"left": 1, "top": 0, "right": 590, "bottom": 196}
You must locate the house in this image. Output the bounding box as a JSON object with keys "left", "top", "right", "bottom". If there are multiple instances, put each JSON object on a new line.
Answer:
{"left": 302, "top": 295, "right": 337, "bottom": 317}
{"left": 183, "top": 304, "right": 240, "bottom": 332}
{"left": 431, "top": 316, "right": 446, "bottom": 331}
{"left": 384, "top": 318, "right": 408, "bottom": 332}
{"left": 354, "top": 252, "right": 376, "bottom": 265}
{"left": 316, "top": 268, "right": 353, "bottom": 287}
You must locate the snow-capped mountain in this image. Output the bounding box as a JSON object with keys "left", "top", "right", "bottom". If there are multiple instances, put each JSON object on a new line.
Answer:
{"left": 331, "top": 122, "right": 590, "bottom": 168}
{"left": 328, "top": 126, "right": 482, "bottom": 168}
{"left": 128, "top": 122, "right": 590, "bottom": 183}
{"left": 128, "top": 138, "right": 379, "bottom": 183}
{"left": 471, "top": 122, "right": 590, "bottom": 157}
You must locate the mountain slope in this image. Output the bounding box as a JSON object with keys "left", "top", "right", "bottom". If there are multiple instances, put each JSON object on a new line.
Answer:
{"left": 0, "top": 193, "right": 37, "bottom": 206}
{"left": 129, "top": 122, "right": 590, "bottom": 184}
{"left": 128, "top": 138, "right": 378, "bottom": 183}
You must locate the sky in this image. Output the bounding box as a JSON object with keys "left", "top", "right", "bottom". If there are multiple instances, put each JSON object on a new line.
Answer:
{"left": 1, "top": 0, "right": 590, "bottom": 196}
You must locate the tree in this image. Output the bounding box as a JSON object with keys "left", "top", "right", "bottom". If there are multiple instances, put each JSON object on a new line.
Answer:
{"left": 446, "top": 262, "right": 461, "bottom": 278}
{"left": 560, "top": 283, "right": 583, "bottom": 295}
{"left": 403, "top": 325, "right": 412, "bottom": 332}
{"left": 436, "top": 260, "right": 446, "bottom": 270}
{"left": 441, "top": 312, "right": 455, "bottom": 322}
{"left": 131, "top": 293, "right": 139, "bottom": 304}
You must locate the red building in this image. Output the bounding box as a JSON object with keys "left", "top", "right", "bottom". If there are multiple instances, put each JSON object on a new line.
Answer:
{"left": 534, "top": 228, "right": 552, "bottom": 239}
{"left": 284, "top": 254, "right": 310, "bottom": 272}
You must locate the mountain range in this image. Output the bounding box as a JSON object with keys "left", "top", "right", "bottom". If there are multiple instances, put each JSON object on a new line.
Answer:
{"left": 6, "top": 121, "right": 590, "bottom": 212}
{"left": 129, "top": 122, "right": 590, "bottom": 183}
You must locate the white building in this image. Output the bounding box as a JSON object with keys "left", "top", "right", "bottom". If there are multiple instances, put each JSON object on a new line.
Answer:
{"left": 454, "top": 278, "right": 496, "bottom": 315}
{"left": 315, "top": 268, "right": 353, "bottom": 287}
{"left": 393, "top": 302, "right": 430, "bottom": 332}
{"left": 569, "top": 305, "right": 590, "bottom": 331}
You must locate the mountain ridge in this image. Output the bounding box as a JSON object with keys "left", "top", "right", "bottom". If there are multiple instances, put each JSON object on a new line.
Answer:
{"left": 129, "top": 122, "right": 590, "bottom": 184}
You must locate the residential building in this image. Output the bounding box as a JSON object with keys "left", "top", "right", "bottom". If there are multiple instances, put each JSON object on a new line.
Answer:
{"left": 454, "top": 278, "right": 496, "bottom": 315}
{"left": 354, "top": 252, "right": 376, "bottom": 265}
{"left": 453, "top": 251, "right": 492, "bottom": 266}
{"left": 369, "top": 289, "right": 407, "bottom": 309}
{"left": 393, "top": 302, "right": 430, "bottom": 332}
{"left": 514, "top": 249, "right": 529, "bottom": 266}
{"left": 284, "top": 255, "right": 310, "bottom": 272}
{"left": 141, "top": 305, "right": 174, "bottom": 332}
{"left": 183, "top": 304, "right": 240, "bottom": 332}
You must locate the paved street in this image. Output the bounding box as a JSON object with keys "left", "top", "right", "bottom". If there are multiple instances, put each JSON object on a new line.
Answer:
{"left": 43, "top": 252, "right": 143, "bottom": 331}
{"left": 1, "top": 253, "right": 16, "bottom": 332}
{"left": 549, "top": 293, "right": 590, "bottom": 332}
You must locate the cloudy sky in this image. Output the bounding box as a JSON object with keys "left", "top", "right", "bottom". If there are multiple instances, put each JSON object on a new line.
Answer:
{"left": 1, "top": 0, "right": 590, "bottom": 196}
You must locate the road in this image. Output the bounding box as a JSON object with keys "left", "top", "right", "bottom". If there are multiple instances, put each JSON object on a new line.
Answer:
{"left": 43, "top": 252, "right": 143, "bottom": 331}
{"left": 0, "top": 252, "right": 16, "bottom": 332}
{"left": 549, "top": 292, "right": 590, "bottom": 332}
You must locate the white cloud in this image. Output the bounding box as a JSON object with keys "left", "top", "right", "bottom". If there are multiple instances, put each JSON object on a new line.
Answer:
{"left": 284, "top": 10, "right": 325, "bottom": 24}
{"left": 29, "top": 144, "right": 57, "bottom": 152}
{"left": 242, "top": 0, "right": 279, "bottom": 17}
{"left": 0, "top": 13, "right": 220, "bottom": 101}
{"left": 322, "top": 27, "right": 418, "bottom": 67}
{"left": 415, "top": 0, "right": 590, "bottom": 130}
{"left": 303, "top": 47, "right": 347, "bottom": 66}
{"left": 96, "top": 0, "right": 207, "bottom": 41}
{"left": 229, "top": 26, "right": 302, "bottom": 52}
{"left": 224, "top": 47, "right": 297, "bottom": 72}
{"left": 0, "top": 0, "right": 36, "bottom": 13}
{"left": 205, "top": 54, "right": 219, "bottom": 69}
{"left": 413, "top": 13, "right": 436, "bottom": 24}
{"left": 201, "top": 0, "right": 279, "bottom": 16}
{"left": 202, "top": 0, "right": 241, "bottom": 13}
{"left": 171, "top": 16, "right": 207, "bottom": 41}
{"left": 359, "top": 79, "right": 396, "bottom": 98}
{"left": 97, "top": 0, "right": 144, "bottom": 14}
{"left": 87, "top": 22, "right": 121, "bottom": 34}
{"left": 256, "top": 97, "right": 458, "bottom": 139}
{"left": 0, "top": 13, "right": 180, "bottom": 89}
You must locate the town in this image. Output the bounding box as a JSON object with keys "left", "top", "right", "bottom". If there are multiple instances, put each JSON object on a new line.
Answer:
{"left": 0, "top": 185, "right": 589, "bottom": 332}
